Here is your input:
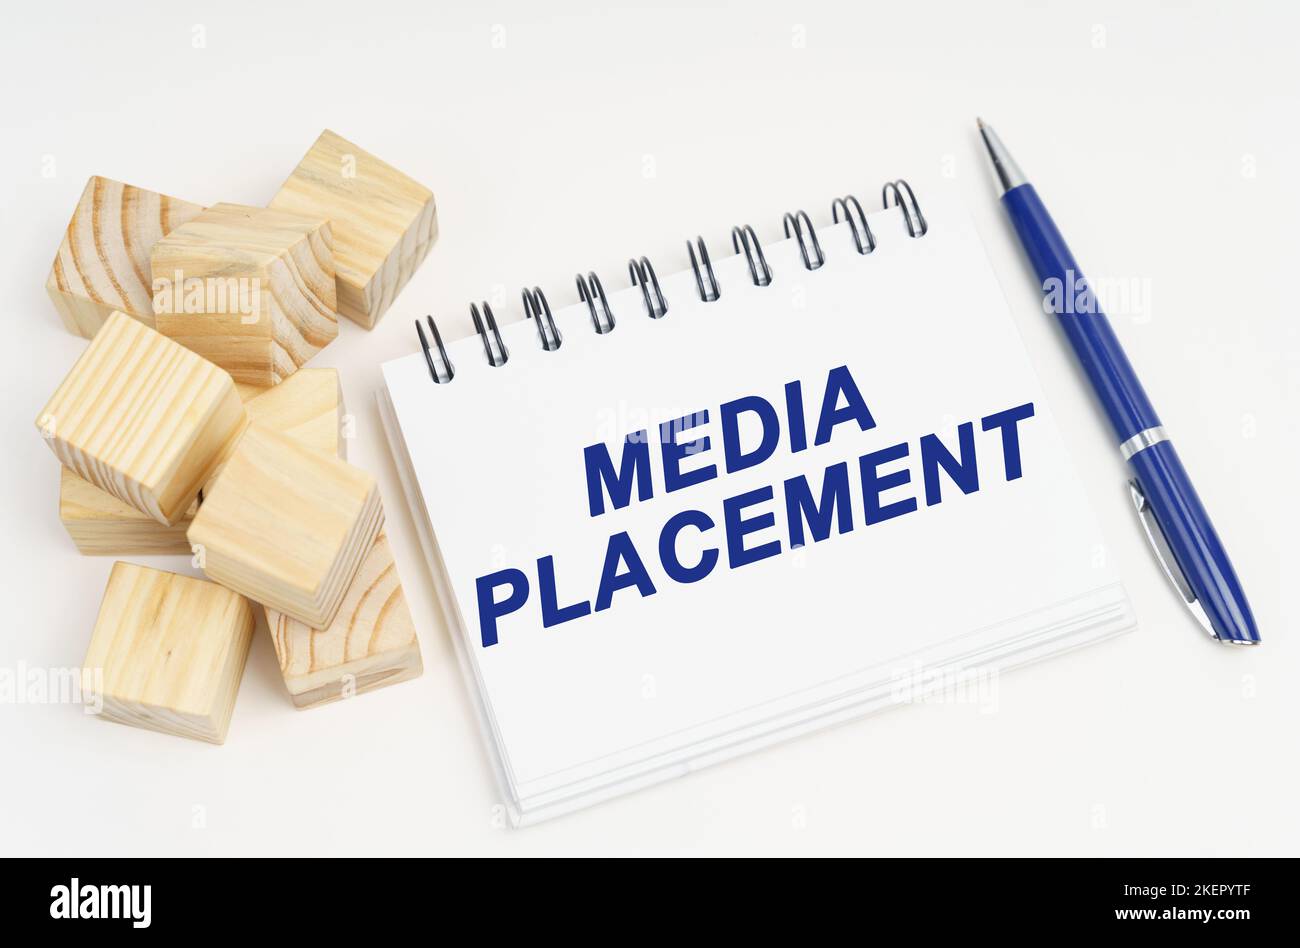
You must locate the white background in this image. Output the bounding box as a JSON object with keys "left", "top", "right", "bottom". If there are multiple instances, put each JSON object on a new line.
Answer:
{"left": 1, "top": 0, "right": 1295, "bottom": 856}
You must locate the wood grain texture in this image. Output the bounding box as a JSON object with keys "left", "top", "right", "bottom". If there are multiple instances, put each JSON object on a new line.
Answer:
{"left": 269, "top": 129, "right": 436, "bottom": 329}
{"left": 46, "top": 176, "right": 205, "bottom": 338}
{"left": 59, "top": 467, "right": 196, "bottom": 555}
{"left": 56, "top": 382, "right": 285, "bottom": 556}
{"left": 188, "top": 423, "right": 382, "bottom": 628}
{"left": 234, "top": 381, "right": 273, "bottom": 402}
{"left": 36, "top": 311, "right": 248, "bottom": 526}
{"left": 267, "top": 532, "right": 421, "bottom": 708}
{"left": 204, "top": 367, "right": 344, "bottom": 491}
{"left": 243, "top": 367, "right": 344, "bottom": 460}
{"left": 84, "top": 562, "right": 254, "bottom": 744}
{"left": 151, "top": 202, "right": 338, "bottom": 386}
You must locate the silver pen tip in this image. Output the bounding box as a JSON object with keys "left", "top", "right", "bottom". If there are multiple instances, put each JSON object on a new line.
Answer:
{"left": 977, "top": 117, "right": 1028, "bottom": 193}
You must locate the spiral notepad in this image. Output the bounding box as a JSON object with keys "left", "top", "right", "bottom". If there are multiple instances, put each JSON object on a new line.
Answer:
{"left": 378, "top": 180, "right": 1134, "bottom": 825}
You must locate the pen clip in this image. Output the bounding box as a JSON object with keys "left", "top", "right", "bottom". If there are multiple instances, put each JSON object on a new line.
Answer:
{"left": 1127, "top": 480, "right": 1218, "bottom": 640}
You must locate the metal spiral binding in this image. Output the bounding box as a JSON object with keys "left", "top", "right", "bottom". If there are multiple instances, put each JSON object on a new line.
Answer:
{"left": 414, "top": 180, "right": 927, "bottom": 379}
{"left": 731, "top": 225, "right": 772, "bottom": 287}
{"left": 882, "top": 179, "right": 928, "bottom": 237}
{"left": 782, "top": 210, "right": 825, "bottom": 270}
{"left": 470, "top": 302, "right": 509, "bottom": 366}
{"left": 576, "top": 271, "right": 615, "bottom": 334}
{"left": 687, "top": 237, "right": 721, "bottom": 302}
{"left": 832, "top": 195, "right": 876, "bottom": 254}
{"left": 415, "top": 315, "right": 454, "bottom": 383}
{"left": 628, "top": 256, "right": 668, "bottom": 318}
{"left": 522, "top": 287, "right": 562, "bottom": 351}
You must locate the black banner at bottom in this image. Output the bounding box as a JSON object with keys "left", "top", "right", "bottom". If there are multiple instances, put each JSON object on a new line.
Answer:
{"left": 5, "top": 857, "right": 1284, "bottom": 934}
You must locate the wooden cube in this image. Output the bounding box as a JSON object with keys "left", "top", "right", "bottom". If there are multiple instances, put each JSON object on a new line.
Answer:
{"left": 151, "top": 202, "right": 338, "bottom": 387}
{"left": 57, "top": 373, "right": 343, "bottom": 555}
{"left": 36, "top": 311, "right": 247, "bottom": 526}
{"left": 84, "top": 563, "right": 255, "bottom": 743}
{"left": 243, "top": 367, "right": 345, "bottom": 460}
{"left": 188, "top": 424, "right": 383, "bottom": 628}
{"left": 267, "top": 532, "right": 422, "bottom": 708}
{"left": 203, "top": 367, "right": 346, "bottom": 492}
{"left": 46, "top": 176, "right": 205, "bottom": 339}
{"left": 269, "top": 130, "right": 437, "bottom": 329}
{"left": 59, "top": 468, "right": 197, "bottom": 556}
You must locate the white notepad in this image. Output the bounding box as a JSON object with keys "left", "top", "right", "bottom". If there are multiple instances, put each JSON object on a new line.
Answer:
{"left": 379, "top": 188, "right": 1134, "bottom": 825}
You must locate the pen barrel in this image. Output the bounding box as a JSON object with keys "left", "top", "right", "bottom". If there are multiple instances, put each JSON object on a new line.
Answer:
{"left": 1001, "top": 184, "right": 1161, "bottom": 443}
{"left": 1127, "top": 441, "right": 1259, "bottom": 644}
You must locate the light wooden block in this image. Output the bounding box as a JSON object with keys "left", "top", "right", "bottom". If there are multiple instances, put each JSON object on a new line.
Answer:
{"left": 188, "top": 424, "right": 383, "bottom": 628}
{"left": 56, "top": 377, "right": 340, "bottom": 555}
{"left": 269, "top": 129, "right": 437, "bottom": 329}
{"left": 84, "top": 562, "right": 254, "bottom": 744}
{"left": 243, "top": 367, "right": 345, "bottom": 460}
{"left": 36, "top": 311, "right": 247, "bottom": 526}
{"left": 46, "top": 176, "right": 205, "bottom": 339}
{"left": 203, "top": 367, "right": 346, "bottom": 492}
{"left": 267, "top": 532, "right": 422, "bottom": 708}
{"left": 59, "top": 467, "right": 197, "bottom": 555}
{"left": 151, "top": 202, "right": 338, "bottom": 387}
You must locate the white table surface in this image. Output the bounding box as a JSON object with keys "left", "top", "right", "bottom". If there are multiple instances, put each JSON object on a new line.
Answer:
{"left": 2, "top": 0, "right": 1295, "bottom": 856}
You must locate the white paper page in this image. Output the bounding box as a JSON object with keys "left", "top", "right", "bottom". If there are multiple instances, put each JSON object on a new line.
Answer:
{"left": 383, "top": 199, "right": 1126, "bottom": 801}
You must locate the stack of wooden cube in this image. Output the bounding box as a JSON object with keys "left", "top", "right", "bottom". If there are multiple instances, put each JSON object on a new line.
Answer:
{"left": 39, "top": 130, "right": 435, "bottom": 743}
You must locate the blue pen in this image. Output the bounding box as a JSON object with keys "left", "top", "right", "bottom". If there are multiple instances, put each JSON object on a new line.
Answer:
{"left": 977, "top": 119, "right": 1259, "bottom": 646}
